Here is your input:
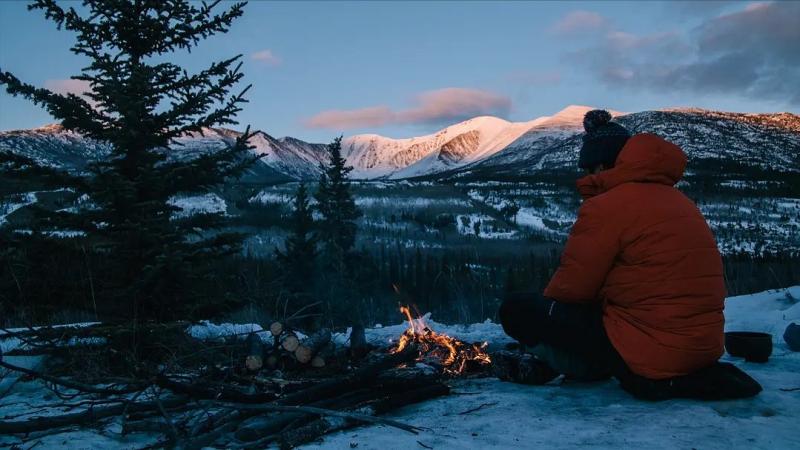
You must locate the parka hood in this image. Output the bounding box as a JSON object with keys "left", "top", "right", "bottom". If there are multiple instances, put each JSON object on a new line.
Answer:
{"left": 577, "top": 133, "right": 687, "bottom": 199}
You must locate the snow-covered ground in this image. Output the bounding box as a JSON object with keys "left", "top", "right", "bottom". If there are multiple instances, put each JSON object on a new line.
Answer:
{"left": 304, "top": 286, "right": 800, "bottom": 450}
{"left": 1, "top": 286, "right": 799, "bottom": 449}
{"left": 167, "top": 193, "right": 227, "bottom": 219}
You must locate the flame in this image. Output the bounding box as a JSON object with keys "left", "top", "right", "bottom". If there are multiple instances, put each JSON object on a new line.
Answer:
{"left": 391, "top": 305, "right": 491, "bottom": 376}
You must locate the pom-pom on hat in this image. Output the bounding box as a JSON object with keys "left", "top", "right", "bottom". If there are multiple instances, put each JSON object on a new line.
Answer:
{"left": 579, "top": 109, "right": 631, "bottom": 170}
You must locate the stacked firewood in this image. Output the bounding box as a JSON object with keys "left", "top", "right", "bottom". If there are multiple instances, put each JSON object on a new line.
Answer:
{"left": 251, "top": 321, "right": 336, "bottom": 371}
{"left": 0, "top": 321, "right": 450, "bottom": 449}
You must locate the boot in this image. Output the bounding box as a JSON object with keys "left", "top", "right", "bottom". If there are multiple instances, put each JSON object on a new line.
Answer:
{"left": 492, "top": 350, "right": 559, "bottom": 385}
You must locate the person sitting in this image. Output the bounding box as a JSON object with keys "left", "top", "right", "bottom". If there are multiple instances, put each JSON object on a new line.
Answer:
{"left": 495, "top": 109, "right": 761, "bottom": 401}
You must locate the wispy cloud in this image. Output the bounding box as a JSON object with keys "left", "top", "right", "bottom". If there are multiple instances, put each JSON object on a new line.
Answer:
{"left": 662, "top": 1, "right": 740, "bottom": 17}
{"left": 44, "top": 79, "right": 97, "bottom": 106}
{"left": 563, "top": 2, "right": 800, "bottom": 106}
{"left": 250, "top": 49, "right": 281, "bottom": 66}
{"left": 550, "top": 10, "right": 610, "bottom": 35}
{"left": 305, "top": 106, "right": 395, "bottom": 130}
{"left": 44, "top": 79, "right": 91, "bottom": 97}
{"left": 304, "top": 88, "right": 512, "bottom": 130}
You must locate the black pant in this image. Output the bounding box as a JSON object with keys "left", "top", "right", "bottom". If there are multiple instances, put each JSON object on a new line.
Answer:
{"left": 498, "top": 291, "right": 762, "bottom": 401}
{"left": 499, "top": 291, "right": 626, "bottom": 374}
{"left": 500, "top": 292, "right": 633, "bottom": 381}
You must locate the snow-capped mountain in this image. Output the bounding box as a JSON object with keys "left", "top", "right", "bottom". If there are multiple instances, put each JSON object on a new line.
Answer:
{"left": 0, "top": 124, "right": 112, "bottom": 170}
{"left": 0, "top": 125, "right": 328, "bottom": 182}
{"left": 1, "top": 106, "right": 797, "bottom": 183}
{"left": 342, "top": 115, "right": 543, "bottom": 179}
{"left": 341, "top": 105, "right": 627, "bottom": 179}
{"left": 447, "top": 108, "right": 800, "bottom": 180}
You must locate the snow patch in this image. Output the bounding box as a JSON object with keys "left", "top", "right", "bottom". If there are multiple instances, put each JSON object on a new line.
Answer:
{"left": 167, "top": 193, "right": 227, "bottom": 219}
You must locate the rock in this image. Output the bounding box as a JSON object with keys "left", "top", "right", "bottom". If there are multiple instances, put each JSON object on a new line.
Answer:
{"left": 784, "top": 323, "right": 800, "bottom": 352}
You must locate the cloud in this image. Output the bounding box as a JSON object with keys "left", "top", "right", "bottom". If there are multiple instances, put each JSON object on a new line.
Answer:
{"left": 550, "top": 10, "right": 610, "bottom": 35}
{"left": 304, "top": 106, "right": 395, "bottom": 129}
{"left": 250, "top": 49, "right": 281, "bottom": 66}
{"left": 662, "top": 1, "right": 740, "bottom": 17}
{"left": 565, "top": 2, "right": 800, "bottom": 106}
{"left": 304, "top": 88, "right": 512, "bottom": 130}
{"left": 44, "top": 79, "right": 92, "bottom": 97}
{"left": 44, "top": 79, "right": 97, "bottom": 106}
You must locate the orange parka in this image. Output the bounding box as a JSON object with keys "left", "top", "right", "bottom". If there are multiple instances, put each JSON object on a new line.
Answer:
{"left": 544, "top": 133, "right": 726, "bottom": 380}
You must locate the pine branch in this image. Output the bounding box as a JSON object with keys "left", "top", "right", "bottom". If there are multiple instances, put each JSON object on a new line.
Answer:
{"left": 0, "top": 71, "right": 108, "bottom": 137}
{"left": 0, "top": 151, "right": 85, "bottom": 190}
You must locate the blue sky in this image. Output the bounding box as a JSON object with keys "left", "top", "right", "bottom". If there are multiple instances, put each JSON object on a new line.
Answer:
{"left": 0, "top": 1, "right": 797, "bottom": 142}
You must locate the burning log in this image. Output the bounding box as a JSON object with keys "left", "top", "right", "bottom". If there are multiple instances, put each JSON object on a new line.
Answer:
{"left": 391, "top": 305, "right": 491, "bottom": 376}
{"left": 294, "top": 328, "right": 331, "bottom": 364}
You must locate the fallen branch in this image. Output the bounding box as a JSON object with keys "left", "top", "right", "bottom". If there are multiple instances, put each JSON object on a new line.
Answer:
{"left": 229, "top": 403, "right": 421, "bottom": 434}
{"left": 155, "top": 376, "right": 277, "bottom": 403}
{"left": 0, "top": 359, "right": 144, "bottom": 395}
{"left": 175, "top": 410, "right": 242, "bottom": 450}
{"left": 277, "top": 347, "right": 418, "bottom": 406}
{"left": 0, "top": 396, "right": 188, "bottom": 434}
{"left": 277, "top": 383, "right": 448, "bottom": 449}
{"left": 234, "top": 389, "right": 377, "bottom": 443}
{"left": 456, "top": 401, "right": 498, "bottom": 415}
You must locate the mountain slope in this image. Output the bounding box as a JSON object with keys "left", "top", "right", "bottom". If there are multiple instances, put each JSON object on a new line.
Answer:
{"left": 342, "top": 115, "right": 545, "bottom": 179}
{"left": 1, "top": 107, "right": 797, "bottom": 184}
{"left": 0, "top": 125, "right": 328, "bottom": 181}
{"left": 446, "top": 108, "right": 800, "bottom": 181}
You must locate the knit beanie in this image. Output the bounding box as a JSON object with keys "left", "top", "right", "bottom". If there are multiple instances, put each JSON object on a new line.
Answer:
{"left": 579, "top": 109, "right": 631, "bottom": 170}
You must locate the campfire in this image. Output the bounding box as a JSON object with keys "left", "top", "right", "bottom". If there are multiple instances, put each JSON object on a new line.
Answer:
{"left": 2, "top": 306, "right": 493, "bottom": 446}
{"left": 391, "top": 305, "right": 492, "bottom": 376}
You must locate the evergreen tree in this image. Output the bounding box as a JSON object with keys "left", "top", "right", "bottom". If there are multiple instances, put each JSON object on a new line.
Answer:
{"left": 314, "top": 136, "right": 361, "bottom": 270}
{"left": 275, "top": 183, "right": 317, "bottom": 313}
{"left": 0, "top": 0, "right": 256, "bottom": 321}
{"left": 313, "top": 136, "right": 362, "bottom": 323}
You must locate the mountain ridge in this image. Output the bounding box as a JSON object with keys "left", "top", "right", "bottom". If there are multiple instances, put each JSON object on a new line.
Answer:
{"left": 2, "top": 106, "right": 798, "bottom": 182}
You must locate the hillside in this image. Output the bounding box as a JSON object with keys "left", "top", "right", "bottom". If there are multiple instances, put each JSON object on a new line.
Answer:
{"left": 445, "top": 109, "right": 800, "bottom": 181}
{"left": 2, "top": 107, "right": 797, "bottom": 183}
{"left": 0, "top": 125, "right": 326, "bottom": 182}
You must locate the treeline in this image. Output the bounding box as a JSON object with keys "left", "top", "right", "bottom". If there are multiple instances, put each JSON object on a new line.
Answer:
{"left": 5, "top": 219, "right": 795, "bottom": 328}
{"left": 723, "top": 253, "right": 800, "bottom": 297}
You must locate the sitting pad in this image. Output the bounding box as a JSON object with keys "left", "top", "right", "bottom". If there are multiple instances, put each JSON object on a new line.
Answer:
{"left": 619, "top": 362, "right": 763, "bottom": 401}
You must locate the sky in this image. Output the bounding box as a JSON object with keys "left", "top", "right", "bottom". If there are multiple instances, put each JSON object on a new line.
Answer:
{"left": 0, "top": 1, "right": 797, "bottom": 143}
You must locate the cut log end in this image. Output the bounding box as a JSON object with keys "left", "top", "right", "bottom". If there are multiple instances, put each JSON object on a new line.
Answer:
{"left": 245, "top": 355, "right": 263, "bottom": 371}
{"left": 295, "top": 345, "right": 313, "bottom": 364}
{"left": 270, "top": 322, "right": 284, "bottom": 337}
{"left": 281, "top": 335, "right": 300, "bottom": 353}
{"left": 296, "top": 329, "right": 332, "bottom": 364}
